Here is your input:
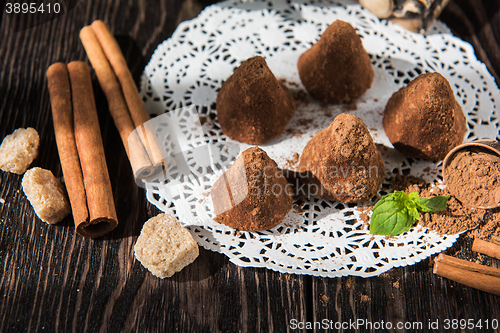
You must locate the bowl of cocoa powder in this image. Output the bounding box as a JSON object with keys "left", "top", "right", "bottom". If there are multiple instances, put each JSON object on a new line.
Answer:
{"left": 443, "top": 139, "right": 500, "bottom": 209}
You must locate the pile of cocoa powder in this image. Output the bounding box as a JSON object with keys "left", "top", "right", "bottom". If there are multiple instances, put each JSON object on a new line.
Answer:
{"left": 444, "top": 147, "right": 500, "bottom": 209}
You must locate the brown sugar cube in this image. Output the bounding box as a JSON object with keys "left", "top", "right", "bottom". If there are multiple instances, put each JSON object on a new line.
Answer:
{"left": 298, "top": 113, "right": 384, "bottom": 203}
{"left": 383, "top": 72, "right": 466, "bottom": 161}
{"left": 210, "top": 146, "right": 293, "bottom": 231}
{"left": 134, "top": 213, "right": 199, "bottom": 278}
{"left": 0, "top": 128, "right": 40, "bottom": 174}
{"left": 216, "top": 56, "right": 296, "bottom": 144}
{"left": 298, "top": 20, "right": 374, "bottom": 105}
{"left": 21, "top": 167, "right": 71, "bottom": 224}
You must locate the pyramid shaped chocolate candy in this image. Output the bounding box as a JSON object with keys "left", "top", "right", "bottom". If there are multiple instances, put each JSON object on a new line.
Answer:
{"left": 297, "top": 113, "right": 384, "bottom": 203}
{"left": 216, "top": 56, "right": 296, "bottom": 144}
{"left": 298, "top": 20, "right": 374, "bottom": 104}
{"left": 210, "top": 147, "right": 293, "bottom": 231}
{"left": 383, "top": 72, "right": 467, "bottom": 161}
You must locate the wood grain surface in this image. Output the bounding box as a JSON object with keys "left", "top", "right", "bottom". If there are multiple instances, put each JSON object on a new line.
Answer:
{"left": 1, "top": 0, "right": 499, "bottom": 332}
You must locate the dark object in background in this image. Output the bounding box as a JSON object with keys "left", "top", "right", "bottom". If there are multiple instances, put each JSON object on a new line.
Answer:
{"left": 359, "top": 0, "right": 451, "bottom": 32}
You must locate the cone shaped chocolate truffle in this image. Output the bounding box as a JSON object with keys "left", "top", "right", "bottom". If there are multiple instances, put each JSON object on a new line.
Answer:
{"left": 383, "top": 72, "right": 467, "bottom": 161}
{"left": 210, "top": 147, "right": 293, "bottom": 231}
{"left": 216, "top": 56, "right": 296, "bottom": 144}
{"left": 298, "top": 20, "right": 374, "bottom": 104}
{"left": 298, "top": 113, "right": 384, "bottom": 203}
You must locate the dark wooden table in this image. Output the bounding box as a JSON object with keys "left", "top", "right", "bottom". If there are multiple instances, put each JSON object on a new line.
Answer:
{"left": 1, "top": 0, "right": 499, "bottom": 332}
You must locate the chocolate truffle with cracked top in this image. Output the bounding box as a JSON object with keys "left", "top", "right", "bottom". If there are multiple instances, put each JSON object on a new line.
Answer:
{"left": 383, "top": 72, "right": 467, "bottom": 161}
{"left": 210, "top": 147, "right": 293, "bottom": 231}
{"left": 298, "top": 20, "right": 374, "bottom": 104}
{"left": 216, "top": 56, "right": 296, "bottom": 145}
{"left": 297, "top": 113, "right": 384, "bottom": 203}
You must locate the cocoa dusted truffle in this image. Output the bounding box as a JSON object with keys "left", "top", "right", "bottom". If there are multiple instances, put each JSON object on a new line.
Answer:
{"left": 297, "top": 20, "right": 374, "bottom": 104}
{"left": 216, "top": 56, "right": 296, "bottom": 145}
{"left": 383, "top": 72, "right": 467, "bottom": 161}
{"left": 297, "top": 113, "right": 384, "bottom": 203}
{"left": 210, "top": 147, "right": 293, "bottom": 231}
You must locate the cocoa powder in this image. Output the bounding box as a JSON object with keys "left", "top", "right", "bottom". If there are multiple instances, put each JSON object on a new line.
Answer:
{"left": 444, "top": 147, "right": 500, "bottom": 208}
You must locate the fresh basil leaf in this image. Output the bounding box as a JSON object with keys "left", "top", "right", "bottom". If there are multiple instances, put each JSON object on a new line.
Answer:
{"left": 370, "top": 206, "right": 414, "bottom": 236}
{"left": 372, "top": 191, "right": 397, "bottom": 211}
{"left": 369, "top": 190, "right": 447, "bottom": 237}
{"left": 415, "top": 195, "right": 449, "bottom": 213}
{"left": 408, "top": 191, "right": 420, "bottom": 201}
{"left": 371, "top": 191, "right": 406, "bottom": 214}
{"left": 370, "top": 192, "right": 414, "bottom": 236}
{"left": 407, "top": 206, "right": 420, "bottom": 221}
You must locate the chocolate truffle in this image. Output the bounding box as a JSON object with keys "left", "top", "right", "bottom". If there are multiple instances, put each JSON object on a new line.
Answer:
{"left": 383, "top": 72, "right": 467, "bottom": 161}
{"left": 216, "top": 56, "right": 296, "bottom": 144}
{"left": 210, "top": 147, "right": 293, "bottom": 231}
{"left": 297, "top": 20, "right": 374, "bottom": 104}
{"left": 297, "top": 113, "right": 384, "bottom": 203}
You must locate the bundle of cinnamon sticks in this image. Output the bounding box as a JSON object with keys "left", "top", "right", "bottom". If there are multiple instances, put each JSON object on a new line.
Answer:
{"left": 434, "top": 236, "right": 500, "bottom": 296}
{"left": 79, "top": 20, "right": 165, "bottom": 180}
{"left": 47, "top": 62, "right": 118, "bottom": 238}
{"left": 46, "top": 20, "right": 165, "bottom": 237}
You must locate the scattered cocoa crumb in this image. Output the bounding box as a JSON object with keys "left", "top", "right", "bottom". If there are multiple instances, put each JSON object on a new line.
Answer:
{"left": 320, "top": 104, "right": 332, "bottom": 117}
{"left": 284, "top": 153, "right": 300, "bottom": 169}
{"left": 298, "top": 118, "right": 314, "bottom": 127}
{"left": 278, "top": 78, "right": 300, "bottom": 88}
{"left": 320, "top": 294, "right": 329, "bottom": 304}
{"left": 286, "top": 127, "right": 303, "bottom": 137}
{"left": 392, "top": 281, "right": 400, "bottom": 289}
{"left": 388, "top": 174, "right": 427, "bottom": 192}
{"left": 360, "top": 294, "right": 370, "bottom": 302}
{"left": 343, "top": 102, "right": 357, "bottom": 111}
{"left": 291, "top": 90, "right": 309, "bottom": 105}
{"left": 345, "top": 277, "right": 353, "bottom": 288}
{"left": 469, "top": 209, "right": 500, "bottom": 240}
{"left": 357, "top": 205, "right": 372, "bottom": 228}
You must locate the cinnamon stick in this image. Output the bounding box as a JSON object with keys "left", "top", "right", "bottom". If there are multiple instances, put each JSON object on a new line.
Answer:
{"left": 434, "top": 253, "right": 500, "bottom": 278}
{"left": 79, "top": 26, "right": 155, "bottom": 179}
{"left": 67, "top": 61, "right": 118, "bottom": 237}
{"left": 433, "top": 254, "right": 500, "bottom": 296}
{"left": 472, "top": 238, "right": 500, "bottom": 260}
{"left": 46, "top": 63, "right": 89, "bottom": 227}
{"left": 90, "top": 20, "right": 165, "bottom": 174}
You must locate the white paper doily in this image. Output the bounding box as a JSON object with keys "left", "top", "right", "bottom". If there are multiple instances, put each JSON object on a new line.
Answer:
{"left": 139, "top": 0, "right": 499, "bottom": 277}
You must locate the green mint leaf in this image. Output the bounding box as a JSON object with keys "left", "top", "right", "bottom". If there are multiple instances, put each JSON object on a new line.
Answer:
{"left": 414, "top": 195, "right": 449, "bottom": 213}
{"left": 370, "top": 206, "right": 415, "bottom": 236}
{"left": 407, "top": 206, "right": 420, "bottom": 221}
{"left": 408, "top": 191, "right": 420, "bottom": 201}
{"left": 369, "top": 191, "right": 449, "bottom": 237}
{"left": 370, "top": 191, "right": 415, "bottom": 236}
